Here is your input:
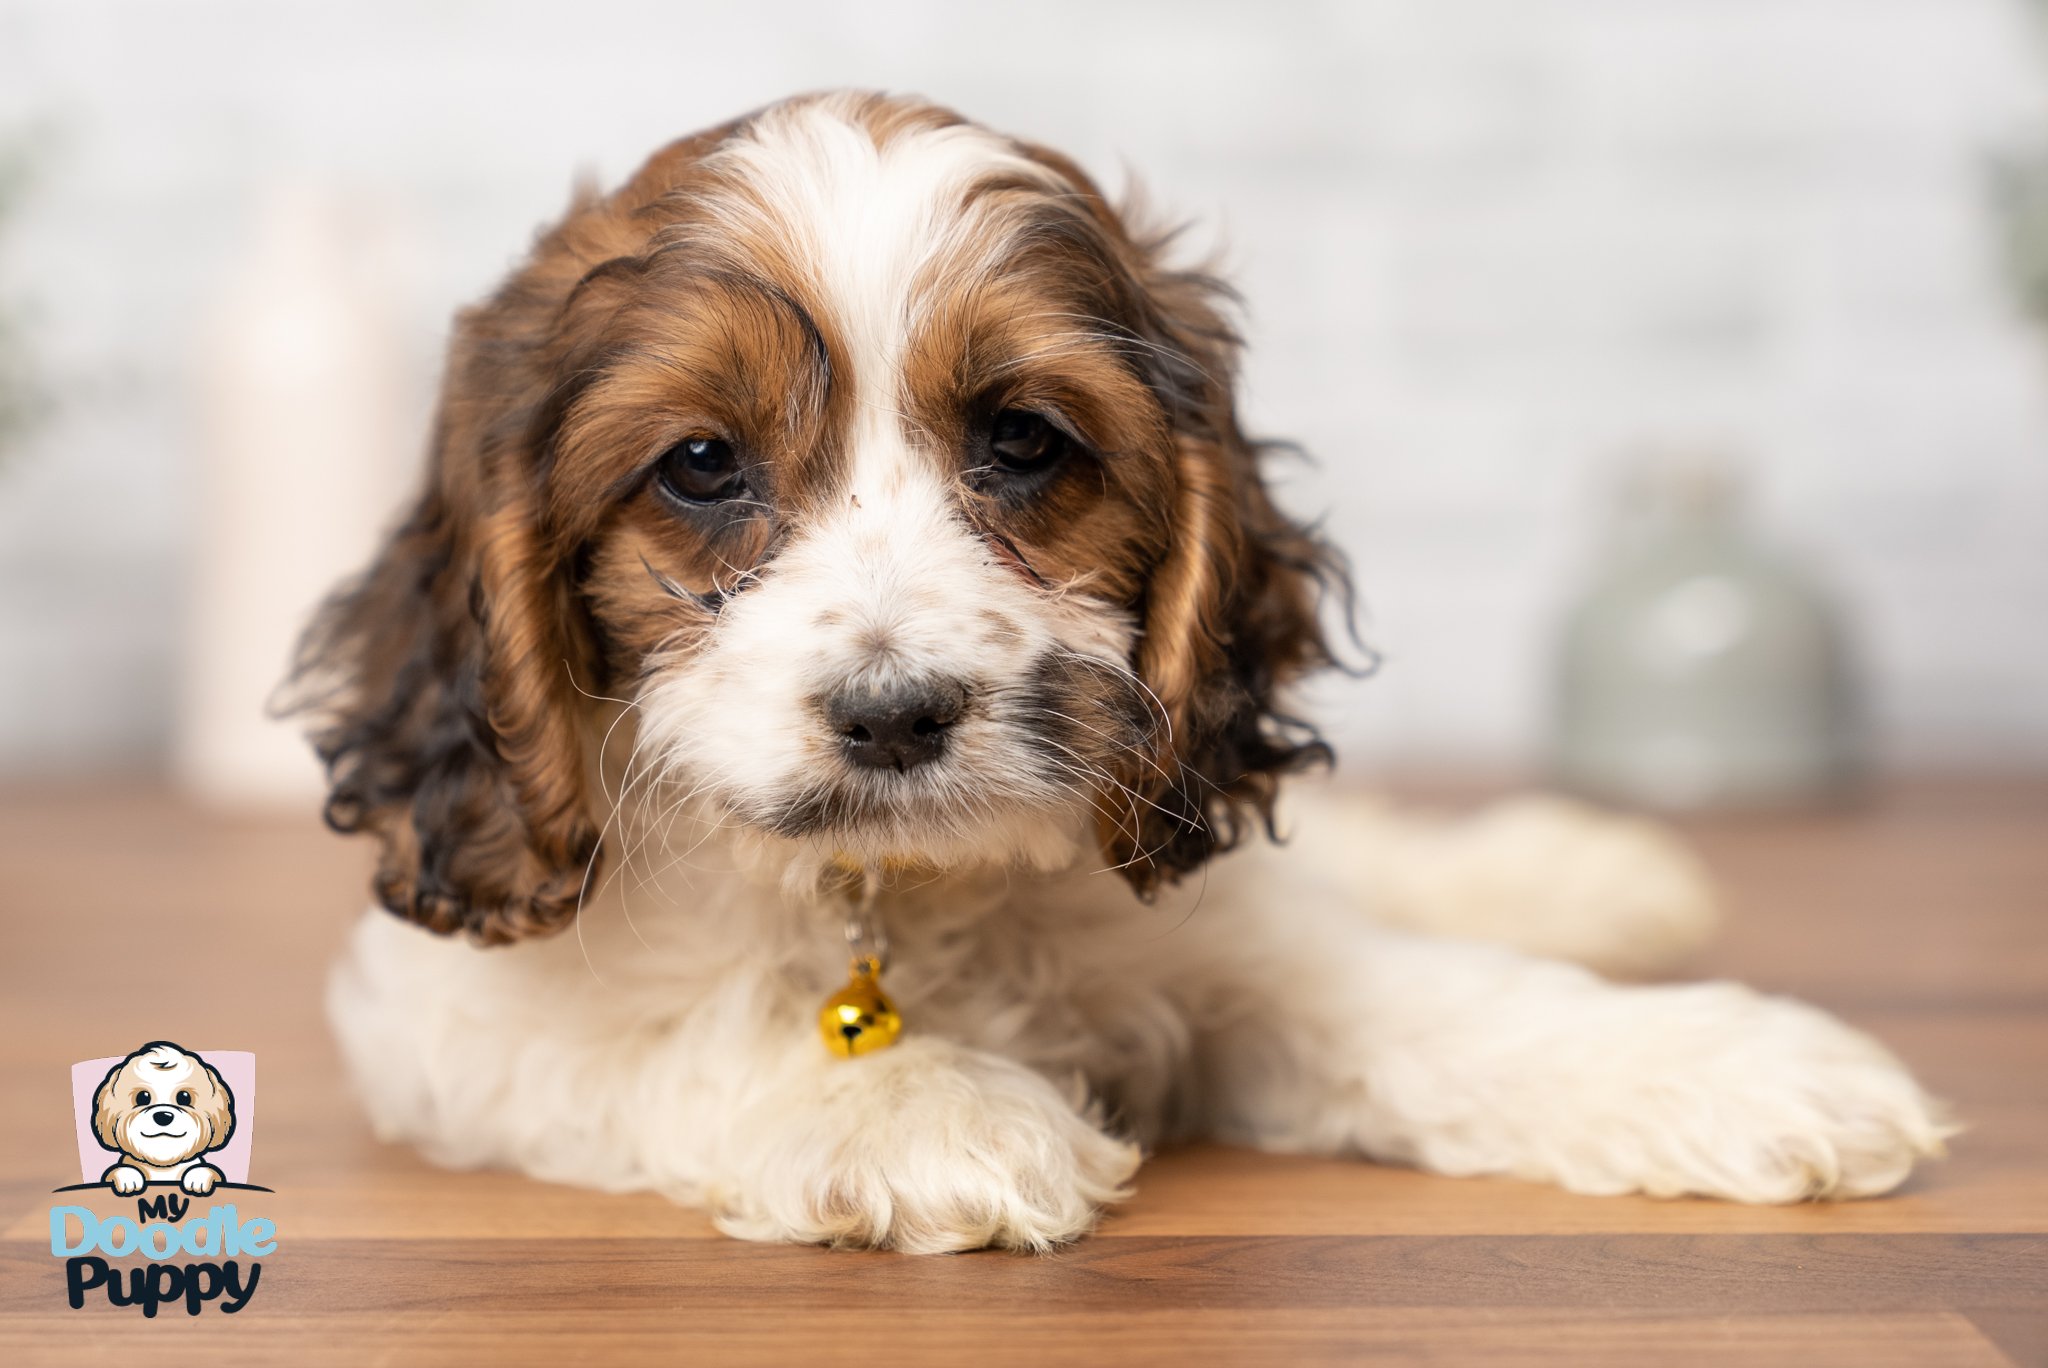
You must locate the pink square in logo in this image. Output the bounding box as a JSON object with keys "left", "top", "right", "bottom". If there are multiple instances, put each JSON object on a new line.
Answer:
{"left": 70, "top": 1048, "right": 257, "bottom": 1187}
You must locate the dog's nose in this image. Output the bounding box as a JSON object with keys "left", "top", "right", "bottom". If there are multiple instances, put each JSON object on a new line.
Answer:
{"left": 151, "top": 1110, "right": 174, "bottom": 1126}
{"left": 824, "top": 679, "right": 966, "bottom": 772}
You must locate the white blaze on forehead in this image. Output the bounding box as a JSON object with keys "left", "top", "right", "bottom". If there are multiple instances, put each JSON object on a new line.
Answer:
{"left": 135, "top": 1045, "right": 201, "bottom": 1088}
{"left": 709, "top": 96, "right": 1057, "bottom": 498}
{"left": 624, "top": 102, "right": 1140, "bottom": 874}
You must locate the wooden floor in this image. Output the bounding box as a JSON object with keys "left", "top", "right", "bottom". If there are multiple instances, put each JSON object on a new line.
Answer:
{"left": 0, "top": 781, "right": 2043, "bottom": 1366}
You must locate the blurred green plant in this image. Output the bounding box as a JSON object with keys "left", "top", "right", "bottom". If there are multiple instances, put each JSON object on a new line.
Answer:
{"left": 1994, "top": 155, "right": 2048, "bottom": 328}
{"left": 0, "top": 137, "right": 40, "bottom": 455}
{"left": 1997, "top": 1, "right": 2048, "bottom": 328}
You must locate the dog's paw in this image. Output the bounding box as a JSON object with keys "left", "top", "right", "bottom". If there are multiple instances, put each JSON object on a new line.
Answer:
{"left": 180, "top": 1165, "right": 220, "bottom": 1196}
{"left": 710, "top": 1039, "right": 1140, "bottom": 1253}
{"left": 1527, "top": 984, "right": 1955, "bottom": 1202}
{"left": 106, "top": 1165, "right": 147, "bottom": 1196}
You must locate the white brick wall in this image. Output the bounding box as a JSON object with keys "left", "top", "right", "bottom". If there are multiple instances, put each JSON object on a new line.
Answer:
{"left": 2, "top": 0, "right": 2045, "bottom": 776}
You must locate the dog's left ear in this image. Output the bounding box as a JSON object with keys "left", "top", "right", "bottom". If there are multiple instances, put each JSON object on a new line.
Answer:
{"left": 196, "top": 1057, "right": 236, "bottom": 1152}
{"left": 1089, "top": 203, "right": 1343, "bottom": 890}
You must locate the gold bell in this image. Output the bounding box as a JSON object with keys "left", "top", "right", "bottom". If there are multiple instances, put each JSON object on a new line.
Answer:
{"left": 819, "top": 956, "right": 902, "bottom": 1057}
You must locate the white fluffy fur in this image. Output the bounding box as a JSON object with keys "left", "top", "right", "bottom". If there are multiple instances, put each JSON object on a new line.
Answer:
{"left": 327, "top": 97, "right": 1951, "bottom": 1251}
{"left": 1287, "top": 792, "right": 1724, "bottom": 976}
{"left": 331, "top": 780, "right": 1950, "bottom": 1252}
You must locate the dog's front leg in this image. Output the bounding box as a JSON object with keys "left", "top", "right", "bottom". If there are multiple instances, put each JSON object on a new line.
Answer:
{"left": 1195, "top": 919, "right": 1952, "bottom": 1202}
{"left": 103, "top": 1163, "right": 146, "bottom": 1196}
{"left": 707, "top": 1034, "right": 1139, "bottom": 1252}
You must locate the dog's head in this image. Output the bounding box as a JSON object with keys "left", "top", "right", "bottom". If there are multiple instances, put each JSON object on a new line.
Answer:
{"left": 291, "top": 92, "right": 1341, "bottom": 942}
{"left": 92, "top": 1043, "right": 235, "bottom": 1169}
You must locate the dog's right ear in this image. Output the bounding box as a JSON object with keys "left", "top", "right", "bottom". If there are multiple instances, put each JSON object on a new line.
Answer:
{"left": 285, "top": 310, "right": 606, "bottom": 944}
{"left": 90, "top": 1063, "right": 125, "bottom": 1151}
{"left": 283, "top": 127, "right": 740, "bottom": 945}
{"left": 286, "top": 476, "right": 599, "bottom": 945}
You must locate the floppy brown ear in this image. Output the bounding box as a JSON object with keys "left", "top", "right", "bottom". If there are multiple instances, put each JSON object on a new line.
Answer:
{"left": 285, "top": 207, "right": 627, "bottom": 944}
{"left": 1098, "top": 225, "right": 1344, "bottom": 891}
{"left": 287, "top": 125, "right": 745, "bottom": 943}
{"left": 289, "top": 445, "right": 598, "bottom": 943}
{"left": 196, "top": 1058, "right": 237, "bottom": 1152}
{"left": 90, "top": 1064, "right": 127, "bottom": 1152}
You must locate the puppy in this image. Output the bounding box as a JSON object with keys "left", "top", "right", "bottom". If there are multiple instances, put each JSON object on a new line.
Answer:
{"left": 293, "top": 91, "right": 1950, "bottom": 1251}
{"left": 92, "top": 1042, "right": 235, "bottom": 1196}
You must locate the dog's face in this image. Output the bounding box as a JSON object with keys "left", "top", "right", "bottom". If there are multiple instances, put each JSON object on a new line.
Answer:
{"left": 294, "top": 92, "right": 1337, "bottom": 942}
{"left": 92, "top": 1043, "right": 234, "bottom": 1168}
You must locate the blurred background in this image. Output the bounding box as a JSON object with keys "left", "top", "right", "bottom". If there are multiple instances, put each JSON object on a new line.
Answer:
{"left": 2, "top": 0, "right": 2046, "bottom": 807}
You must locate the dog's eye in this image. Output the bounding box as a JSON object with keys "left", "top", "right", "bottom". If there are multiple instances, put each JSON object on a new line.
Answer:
{"left": 987, "top": 409, "right": 1073, "bottom": 477}
{"left": 655, "top": 437, "right": 745, "bottom": 504}
{"left": 135, "top": 1090, "right": 151, "bottom": 1106}
{"left": 176, "top": 1090, "right": 192, "bottom": 1106}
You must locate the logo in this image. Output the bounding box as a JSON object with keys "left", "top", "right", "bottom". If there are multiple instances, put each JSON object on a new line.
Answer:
{"left": 47, "top": 1041, "right": 276, "bottom": 1317}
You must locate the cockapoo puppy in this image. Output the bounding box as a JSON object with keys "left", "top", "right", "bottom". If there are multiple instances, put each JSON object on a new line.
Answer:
{"left": 294, "top": 91, "right": 1950, "bottom": 1252}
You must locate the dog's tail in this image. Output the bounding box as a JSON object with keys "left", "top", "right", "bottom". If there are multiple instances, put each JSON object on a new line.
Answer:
{"left": 1284, "top": 789, "right": 1721, "bottom": 978}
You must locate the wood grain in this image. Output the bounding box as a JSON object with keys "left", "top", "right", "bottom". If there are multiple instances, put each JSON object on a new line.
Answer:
{"left": 1, "top": 780, "right": 2043, "bottom": 1366}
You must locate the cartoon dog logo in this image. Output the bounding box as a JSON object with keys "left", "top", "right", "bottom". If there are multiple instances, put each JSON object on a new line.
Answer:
{"left": 89, "top": 1042, "right": 236, "bottom": 1196}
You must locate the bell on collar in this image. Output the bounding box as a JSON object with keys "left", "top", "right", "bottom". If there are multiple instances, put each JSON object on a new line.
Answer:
{"left": 819, "top": 956, "right": 902, "bottom": 1057}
